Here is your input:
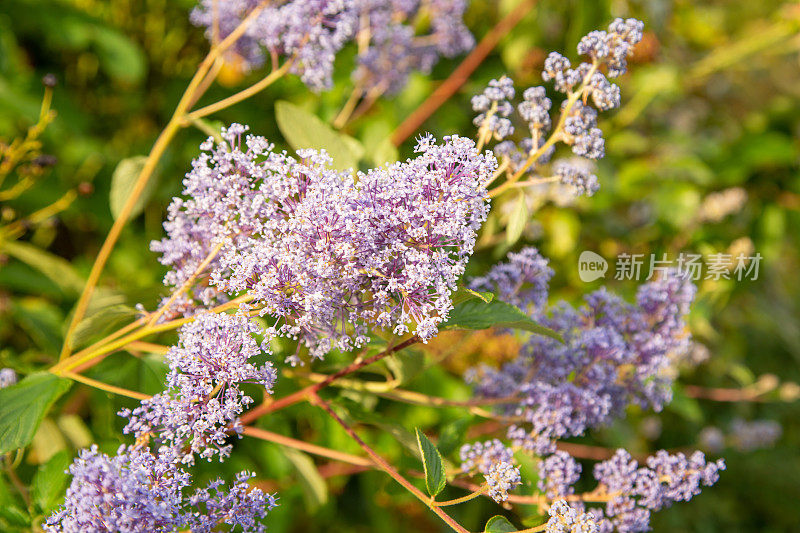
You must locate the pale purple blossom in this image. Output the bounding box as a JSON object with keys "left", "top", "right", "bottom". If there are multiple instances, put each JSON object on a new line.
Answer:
{"left": 120, "top": 312, "right": 276, "bottom": 463}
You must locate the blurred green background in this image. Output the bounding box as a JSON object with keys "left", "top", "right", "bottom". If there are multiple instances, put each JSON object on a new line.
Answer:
{"left": 1, "top": 0, "right": 799, "bottom": 531}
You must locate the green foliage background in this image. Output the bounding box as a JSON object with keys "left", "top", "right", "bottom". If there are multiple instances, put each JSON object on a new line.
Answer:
{"left": 1, "top": 0, "right": 799, "bottom": 531}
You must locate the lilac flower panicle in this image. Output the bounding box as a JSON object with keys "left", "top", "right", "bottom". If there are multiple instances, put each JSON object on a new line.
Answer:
{"left": 44, "top": 445, "right": 187, "bottom": 533}
{"left": 472, "top": 76, "right": 516, "bottom": 140}
{"left": 468, "top": 246, "right": 553, "bottom": 310}
{"left": 45, "top": 445, "right": 277, "bottom": 533}
{"left": 546, "top": 500, "right": 599, "bottom": 533}
{"left": 185, "top": 472, "right": 277, "bottom": 533}
{"left": 485, "top": 461, "right": 522, "bottom": 503}
{"left": 0, "top": 367, "right": 17, "bottom": 388}
{"left": 538, "top": 451, "right": 582, "bottom": 499}
{"left": 554, "top": 159, "right": 600, "bottom": 197}
{"left": 459, "top": 439, "right": 514, "bottom": 475}
{"left": 156, "top": 127, "right": 494, "bottom": 361}
{"left": 121, "top": 312, "right": 276, "bottom": 463}
{"left": 590, "top": 449, "right": 724, "bottom": 532}
{"left": 470, "top": 265, "right": 696, "bottom": 451}
{"left": 192, "top": 0, "right": 473, "bottom": 94}
{"left": 250, "top": 0, "right": 358, "bottom": 91}
{"left": 354, "top": 0, "right": 474, "bottom": 95}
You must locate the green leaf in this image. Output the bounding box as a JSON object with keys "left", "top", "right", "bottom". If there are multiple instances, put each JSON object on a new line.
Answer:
{"left": 282, "top": 448, "right": 328, "bottom": 512}
{"left": 71, "top": 290, "right": 136, "bottom": 348}
{"left": 32, "top": 450, "right": 71, "bottom": 513}
{"left": 443, "top": 299, "right": 563, "bottom": 342}
{"left": 484, "top": 515, "right": 518, "bottom": 532}
{"left": 385, "top": 349, "right": 425, "bottom": 385}
{"left": 275, "top": 101, "right": 360, "bottom": 170}
{"left": 415, "top": 428, "right": 446, "bottom": 496}
{"left": 452, "top": 288, "right": 495, "bottom": 305}
{"left": 1, "top": 240, "right": 84, "bottom": 296}
{"left": 506, "top": 191, "right": 528, "bottom": 245}
{"left": 0, "top": 373, "right": 71, "bottom": 454}
{"left": 0, "top": 505, "right": 29, "bottom": 527}
{"left": 109, "top": 156, "right": 159, "bottom": 220}
{"left": 92, "top": 26, "right": 147, "bottom": 84}
{"left": 437, "top": 417, "right": 472, "bottom": 457}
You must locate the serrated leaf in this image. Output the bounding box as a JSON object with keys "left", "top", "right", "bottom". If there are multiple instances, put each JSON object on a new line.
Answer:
{"left": 506, "top": 191, "right": 528, "bottom": 245}
{"left": 415, "top": 428, "right": 446, "bottom": 496}
{"left": 1, "top": 240, "right": 84, "bottom": 296}
{"left": 32, "top": 450, "right": 71, "bottom": 513}
{"left": 485, "top": 515, "right": 518, "bottom": 532}
{"left": 0, "top": 373, "right": 71, "bottom": 454}
{"left": 443, "top": 299, "right": 563, "bottom": 342}
{"left": 275, "top": 101, "right": 360, "bottom": 170}
{"left": 282, "top": 448, "right": 328, "bottom": 512}
{"left": 109, "top": 156, "right": 159, "bottom": 220}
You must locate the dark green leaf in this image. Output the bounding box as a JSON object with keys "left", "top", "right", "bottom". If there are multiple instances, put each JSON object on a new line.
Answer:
{"left": 32, "top": 450, "right": 71, "bottom": 512}
{"left": 443, "top": 299, "right": 563, "bottom": 342}
{"left": 415, "top": 428, "right": 446, "bottom": 496}
{"left": 109, "top": 156, "right": 159, "bottom": 220}
{"left": 275, "top": 101, "right": 361, "bottom": 170}
{"left": 484, "top": 515, "right": 518, "bottom": 532}
{"left": 0, "top": 373, "right": 71, "bottom": 454}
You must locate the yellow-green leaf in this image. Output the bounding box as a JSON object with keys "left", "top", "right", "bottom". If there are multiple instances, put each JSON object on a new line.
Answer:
{"left": 109, "top": 156, "right": 159, "bottom": 220}
{"left": 275, "top": 101, "right": 361, "bottom": 171}
{"left": 415, "top": 428, "right": 446, "bottom": 497}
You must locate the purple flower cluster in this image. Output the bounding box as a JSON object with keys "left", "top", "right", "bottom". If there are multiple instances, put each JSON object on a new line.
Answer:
{"left": 554, "top": 159, "right": 599, "bottom": 197}
{"left": 459, "top": 439, "right": 520, "bottom": 502}
{"left": 590, "top": 449, "right": 724, "bottom": 532}
{"left": 477, "top": 19, "right": 643, "bottom": 196}
{"left": 468, "top": 246, "right": 553, "bottom": 311}
{"left": 546, "top": 500, "right": 599, "bottom": 533}
{"left": 192, "top": 0, "right": 357, "bottom": 91}
{"left": 155, "top": 125, "right": 494, "bottom": 361}
{"left": 459, "top": 438, "right": 514, "bottom": 475}
{"left": 47, "top": 310, "right": 278, "bottom": 531}
{"left": 45, "top": 445, "right": 276, "bottom": 533}
{"left": 121, "top": 312, "right": 275, "bottom": 463}
{"left": 468, "top": 250, "right": 696, "bottom": 449}
{"left": 472, "top": 76, "right": 516, "bottom": 141}
{"left": 191, "top": 0, "right": 473, "bottom": 93}
{"left": 538, "top": 450, "right": 582, "bottom": 499}
{"left": 485, "top": 461, "right": 522, "bottom": 503}
{"left": 353, "top": 0, "right": 474, "bottom": 95}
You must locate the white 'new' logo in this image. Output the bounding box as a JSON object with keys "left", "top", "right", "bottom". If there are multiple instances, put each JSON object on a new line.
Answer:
{"left": 578, "top": 251, "right": 608, "bottom": 282}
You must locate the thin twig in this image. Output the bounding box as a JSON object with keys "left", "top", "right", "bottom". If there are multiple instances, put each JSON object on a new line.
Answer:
{"left": 310, "top": 392, "right": 471, "bottom": 533}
